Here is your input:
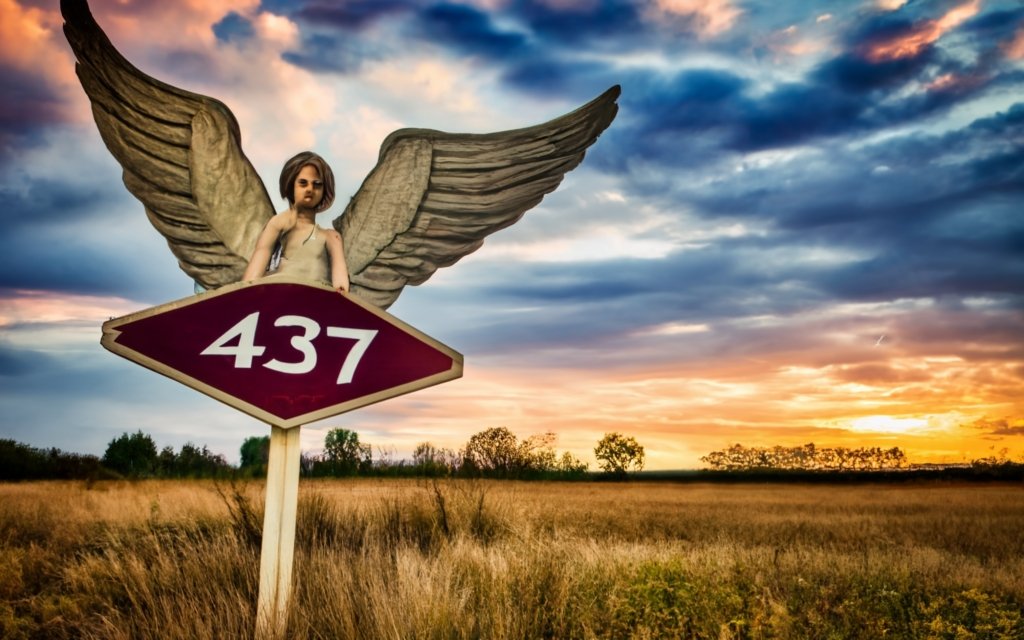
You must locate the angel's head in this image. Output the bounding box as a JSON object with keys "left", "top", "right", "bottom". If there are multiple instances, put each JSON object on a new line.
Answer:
{"left": 280, "top": 151, "right": 336, "bottom": 213}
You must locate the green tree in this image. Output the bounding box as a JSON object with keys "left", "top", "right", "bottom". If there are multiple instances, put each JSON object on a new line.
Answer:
{"left": 594, "top": 432, "right": 645, "bottom": 478}
{"left": 413, "top": 442, "right": 453, "bottom": 477}
{"left": 462, "top": 428, "right": 591, "bottom": 479}
{"left": 175, "top": 442, "right": 230, "bottom": 477}
{"left": 0, "top": 440, "right": 105, "bottom": 481}
{"left": 102, "top": 430, "right": 158, "bottom": 477}
{"left": 157, "top": 445, "right": 177, "bottom": 476}
{"left": 322, "top": 428, "right": 371, "bottom": 476}
{"left": 556, "top": 451, "right": 589, "bottom": 477}
{"left": 461, "top": 428, "right": 580, "bottom": 479}
{"left": 240, "top": 436, "right": 270, "bottom": 473}
{"left": 463, "top": 427, "right": 518, "bottom": 475}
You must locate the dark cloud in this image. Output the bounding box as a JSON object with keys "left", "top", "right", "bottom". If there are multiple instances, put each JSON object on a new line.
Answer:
{"left": 510, "top": 0, "right": 646, "bottom": 48}
{"left": 962, "top": 7, "right": 1024, "bottom": 41}
{"left": 812, "top": 50, "right": 934, "bottom": 93}
{"left": 282, "top": 34, "right": 368, "bottom": 74}
{"left": 0, "top": 66, "right": 66, "bottom": 161}
{"left": 415, "top": 4, "right": 527, "bottom": 58}
{"left": 969, "top": 418, "right": 1024, "bottom": 437}
{"left": 267, "top": 0, "right": 414, "bottom": 73}
{"left": 0, "top": 176, "right": 192, "bottom": 301}
{"left": 0, "top": 179, "right": 110, "bottom": 230}
{"left": 213, "top": 12, "right": 256, "bottom": 45}
{"left": 610, "top": 56, "right": 999, "bottom": 162}
{"left": 0, "top": 342, "right": 47, "bottom": 376}
{"left": 501, "top": 58, "right": 610, "bottom": 96}
{"left": 0, "top": 233, "right": 135, "bottom": 297}
{"left": 296, "top": 0, "right": 411, "bottom": 29}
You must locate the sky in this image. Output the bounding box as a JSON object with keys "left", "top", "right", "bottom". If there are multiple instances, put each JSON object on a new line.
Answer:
{"left": 1, "top": 0, "right": 1022, "bottom": 469}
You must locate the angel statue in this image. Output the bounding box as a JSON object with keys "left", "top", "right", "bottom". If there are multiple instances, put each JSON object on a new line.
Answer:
{"left": 242, "top": 151, "right": 350, "bottom": 293}
{"left": 61, "top": 0, "right": 619, "bottom": 310}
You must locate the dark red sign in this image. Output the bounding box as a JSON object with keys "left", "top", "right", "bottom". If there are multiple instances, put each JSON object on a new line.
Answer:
{"left": 101, "top": 277, "right": 463, "bottom": 428}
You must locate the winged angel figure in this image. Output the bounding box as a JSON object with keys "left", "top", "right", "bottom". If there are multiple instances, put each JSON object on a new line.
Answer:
{"left": 61, "top": 0, "right": 619, "bottom": 310}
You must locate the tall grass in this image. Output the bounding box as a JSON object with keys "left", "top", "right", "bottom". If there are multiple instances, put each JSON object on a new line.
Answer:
{"left": 1, "top": 479, "right": 1022, "bottom": 638}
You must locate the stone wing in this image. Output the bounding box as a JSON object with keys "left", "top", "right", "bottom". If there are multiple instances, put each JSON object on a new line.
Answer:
{"left": 336, "top": 85, "right": 621, "bottom": 309}
{"left": 62, "top": 0, "right": 274, "bottom": 290}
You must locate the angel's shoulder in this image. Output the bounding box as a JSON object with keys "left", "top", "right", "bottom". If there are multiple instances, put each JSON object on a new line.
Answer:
{"left": 269, "top": 210, "right": 296, "bottom": 231}
{"left": 323, "top": 227, "right": 342, "bottom": 240}
{"left": 323, "top": 227, "right": 344, "bottom": 246}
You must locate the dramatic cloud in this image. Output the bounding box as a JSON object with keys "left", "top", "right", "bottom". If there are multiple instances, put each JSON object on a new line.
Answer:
{"left": 0, "top": 0, "right": 1021, "bottom": 466}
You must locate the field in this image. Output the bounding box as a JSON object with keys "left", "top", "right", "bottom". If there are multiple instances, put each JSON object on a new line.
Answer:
{"left": 1, "top": 479, "right": 1022, "bottom": 639}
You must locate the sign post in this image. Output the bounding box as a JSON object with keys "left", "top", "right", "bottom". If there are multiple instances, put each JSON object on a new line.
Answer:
{"left": 101, "top": 277, "right": 463, "bottom": 639}
{"left": 256, "top": 425, "right": 302, "bottom": 640}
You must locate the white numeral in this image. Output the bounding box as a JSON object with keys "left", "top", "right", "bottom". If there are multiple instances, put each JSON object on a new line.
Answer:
{"left": 200, "top": 311, "right": 265, "bottom": 368}
{"left": 326, "top": 327, "right": 378, "bottom": 384}
{"left": 264, "top": 315, "right": 320, "bottom": 374}
{"left": 201, "top": 314, "right": 376, "bottom": 384}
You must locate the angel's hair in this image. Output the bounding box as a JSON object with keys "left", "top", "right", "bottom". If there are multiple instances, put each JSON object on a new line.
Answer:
{"left": 280, "top": 151, "right": 336, "bottom": 213}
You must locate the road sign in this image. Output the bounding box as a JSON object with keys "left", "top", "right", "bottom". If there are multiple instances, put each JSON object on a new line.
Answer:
{"left": 101, "top": 276, "right": 463, "bottom": 428}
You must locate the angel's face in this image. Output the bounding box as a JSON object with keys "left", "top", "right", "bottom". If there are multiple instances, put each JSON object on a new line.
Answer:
{"left": 293, "top": 165, "right": 325, "bottom": 211}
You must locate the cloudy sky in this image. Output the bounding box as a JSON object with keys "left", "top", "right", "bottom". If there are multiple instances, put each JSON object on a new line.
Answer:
{"left": 1, "top": 0, "right": 1022, "bottom": 468}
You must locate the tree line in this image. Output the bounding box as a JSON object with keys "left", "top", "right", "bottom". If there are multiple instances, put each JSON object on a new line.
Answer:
{"left": 0, "top": 428, "right": 646, "bottom": 481}
{"left": 6, "top": 430, "right": 1020, "bottom": 482}
{"left": 241, "top": 427, "right": 646, "bottom": 480}
{"left": 701, "top": 443, "right": 909, "bottom": 471}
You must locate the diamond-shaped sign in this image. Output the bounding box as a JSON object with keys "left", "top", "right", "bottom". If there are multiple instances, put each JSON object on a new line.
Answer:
{"left": 101, "top": 277, "right": 463, "bottom": 428}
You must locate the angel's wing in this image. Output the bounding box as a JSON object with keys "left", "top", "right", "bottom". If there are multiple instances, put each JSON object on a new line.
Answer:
{"left": 61, "top": 0, "right": 273, "bottom": 290}
{"left": 336, "top": 86, "right": 620, "bottom": 309}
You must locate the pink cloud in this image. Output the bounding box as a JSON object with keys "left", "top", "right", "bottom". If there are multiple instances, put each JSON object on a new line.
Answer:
{"left": 1003, "top": 27, "right": 1024, "bottom": 60}
{"left": 861, "top": 0, "right": 980, "bottom": 62}
{"left": 0, "top": 290, "right": 138, "bottom": 327}
{"left": 651, "top": 0, "right": 742, "bottom": 38}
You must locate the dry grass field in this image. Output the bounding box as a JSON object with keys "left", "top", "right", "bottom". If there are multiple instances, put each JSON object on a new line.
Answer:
{"left": 1, "top": 478, "right": 1022, "bottom": 639}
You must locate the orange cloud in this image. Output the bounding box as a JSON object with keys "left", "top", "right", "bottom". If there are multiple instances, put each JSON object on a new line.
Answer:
{"left": 925, "top": 71, "right": 986, "bottom": 93}
{"left": 0, "top": 0, "right": 82, "bottom": 114}
{"left": 652, "top": 0, "right": 743, "bottom": 38}
{"left": 1003, "top": 27, "right": 1024, "bottom": 60}
{"left": 862, "top": 0, "right": 980, "bottom": 62}
{"left": 0, "top": 290, "right": 138, "bottom": 327}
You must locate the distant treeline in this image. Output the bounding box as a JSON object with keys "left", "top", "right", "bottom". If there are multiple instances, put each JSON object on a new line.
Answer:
{"left": 295, "top": 427, "right": 597, "bottom": 481}
{"left": 701, "top": 443, "right": 909, "bottom": 471}
{"left": 0, "top": 439, "right": 111, "bottom": 481}
{"left": 635, "top": 465, "right": 1024, "bottom": 484}
{"left": 0, "top": 433, "right": 233, "bottom": 482}
{"left": 3, "top": 432, "right": 1021, "bottom": 483}
{"left": 0, "top": 427, "right": 640, "bottom": 482}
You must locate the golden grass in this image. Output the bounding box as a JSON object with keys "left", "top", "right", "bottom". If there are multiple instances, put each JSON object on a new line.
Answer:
{"left": 2, "top": 479, "right": 1022, "bottom": 639}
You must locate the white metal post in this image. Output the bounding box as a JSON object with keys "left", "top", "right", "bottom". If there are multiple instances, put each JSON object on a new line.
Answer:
{"left": 256, "top": 425, "right": 302, "bottom": 640}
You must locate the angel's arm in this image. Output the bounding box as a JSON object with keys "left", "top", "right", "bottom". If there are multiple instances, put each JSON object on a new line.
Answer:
{"left": 243, "top": 216, "right": 286, "bottom": 281}
{"left": 326, "top": 230, "right": 350, "bottom": 293}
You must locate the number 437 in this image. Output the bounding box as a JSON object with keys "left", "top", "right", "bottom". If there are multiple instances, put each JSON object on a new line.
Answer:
{"left": 200, "top": 312, "right": 377, "bottom": 385}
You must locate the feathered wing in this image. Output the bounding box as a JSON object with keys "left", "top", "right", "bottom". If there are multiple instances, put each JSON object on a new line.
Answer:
{"left": 61, "top": 0, "right": 274, "bottom": 290}
{"left": 336, "top": 86, "right": 621, "bottom": 309}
